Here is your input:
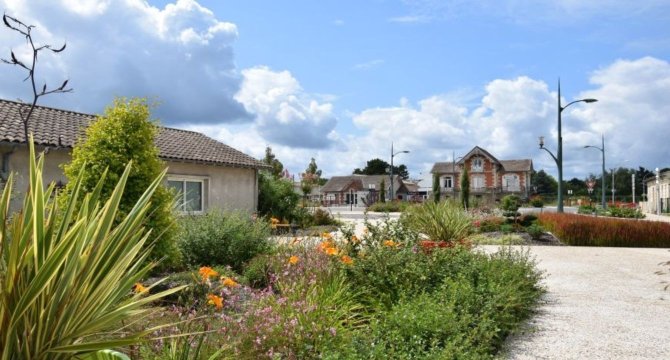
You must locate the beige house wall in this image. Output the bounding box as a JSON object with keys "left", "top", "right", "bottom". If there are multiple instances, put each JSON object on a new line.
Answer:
{"left": 1, "top": 145, "right": 258, "bottom": 213}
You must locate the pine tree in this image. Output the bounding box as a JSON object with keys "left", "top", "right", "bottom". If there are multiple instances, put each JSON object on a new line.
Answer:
{"left": 460, "top": 167, "right": 470, "bottom": 210}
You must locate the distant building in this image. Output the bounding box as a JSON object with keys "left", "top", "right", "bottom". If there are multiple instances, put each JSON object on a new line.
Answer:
{"left": 431, "top": 146, "right": 533, "bottom": 202}
{"left": 644, "top": 169, "right": 669, "bottom": 213}
{"left": 320, "top": 174, "right": 410, "bottom": 206}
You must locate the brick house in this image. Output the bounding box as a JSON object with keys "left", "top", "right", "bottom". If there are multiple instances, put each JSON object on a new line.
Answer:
{"left": 431, "top": 146, "right": 533, "bottom": 202}
{"left": 320, "top": 174, "right": 409, "bottom": 206}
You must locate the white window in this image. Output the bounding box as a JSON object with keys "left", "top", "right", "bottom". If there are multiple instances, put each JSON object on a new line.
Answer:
{"left": 443, "top": 176, "right": 453, "bottom": 188}
{"left": 472, "top": 176, "right": 485, "bottom": 189}
{"left": 471, "top": 158, "right": 484, "bottom": 172}
{"left": 368, "top": 183, "right": 376, "bottom": 189}
{"left": 503, "top": 174, "right": 520, "bottom": 191}
{"left": 168, "top": 176, "right": 207, "bottom": 213}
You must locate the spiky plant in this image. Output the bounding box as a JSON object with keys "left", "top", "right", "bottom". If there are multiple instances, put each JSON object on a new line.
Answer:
{"left": 0, "top": 138, "right": 184, "bottom": 359}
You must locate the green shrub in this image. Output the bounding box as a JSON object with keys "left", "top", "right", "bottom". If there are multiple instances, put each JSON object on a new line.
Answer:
{"left": 477, "top": 216, "right": 505, "bottom": 232}
{"left": 401, "top": 200, "right": 473, "bottom": 242}
{"left": 519, "top": 214, "right": 538, "bottom": 227}
{"left": 470, "top": 234, "right": 525, "bottom": 245}
{"left": 539, "top": 213, "right": 670, "bottom": 247}
{"left": 368, "top": 200, "right": 412, "bottom": 212}
{"left": 258, "top": 171, "right": 301, "bottom": 222}
{"left": 243, "top": 254, "right": 276, "bottom": 289}
{"left": 349, "top": 247, "right": 544, "bottom": 358}
{"left": 608, "top": 205, "right": 645, "bottom": 219}
{"left": 530, "top": 195, "right": 544, "bottom": 208}
{"left": 526, "top": 223, "right": 544, "bottom": 239}
{"left": 500, "top": 195, "right": 521, "bottom": 219}
{"left": 0, "top": 141, "right": 184, "bottom": 358}
{"left": 312, "top": 207, "right": 339, "bottom": 225}
{"left": 500, "top": 224, "right": 514, "bottom": 234}
{"left": 61, "top": 97, "right": 180, "bottom": 271}
{"left": 178, "top": 210, "right": 272, "bottom": 272}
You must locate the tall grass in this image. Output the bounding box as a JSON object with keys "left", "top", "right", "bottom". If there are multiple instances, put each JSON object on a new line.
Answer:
{"left": 539, "top": 213, "right": 670, "bottom": 247}
{"left": 401, "top": 200, "right": 473, "bottom": 242}
{"left": 0, "top": 139, "right": 184, "bottom": 359}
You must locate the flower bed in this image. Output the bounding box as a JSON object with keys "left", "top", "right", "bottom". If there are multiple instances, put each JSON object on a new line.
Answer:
{"left": 538, "top": 213, "right": 670, "bottom": 247}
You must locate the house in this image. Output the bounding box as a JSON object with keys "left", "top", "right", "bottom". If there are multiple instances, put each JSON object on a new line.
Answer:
{"left": 0, "top": 99, "right": 268, "bottom": 213}
{"left": 431, "top": 146, "right": 533, "bottom": 202}
{"left": 644, "top": 169, "right": 669, "bottom": 214}
{"left": 320, "top": 174, "right": 410, "bottom": 206}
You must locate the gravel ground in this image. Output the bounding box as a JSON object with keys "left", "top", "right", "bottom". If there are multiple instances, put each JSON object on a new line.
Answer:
{"left": 485, "top": 246, "right": 670, "bottom": 360}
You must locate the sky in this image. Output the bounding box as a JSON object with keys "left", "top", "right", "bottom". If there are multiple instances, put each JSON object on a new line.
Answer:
{"left": 1, "top": 0, "right": 669, "bottom": 182}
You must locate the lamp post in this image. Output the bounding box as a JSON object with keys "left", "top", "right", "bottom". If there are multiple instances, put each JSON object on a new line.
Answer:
{"left": 583, "top": 134, "right": 606, "bottom": 210}
{"left": 632, "top": 173, "right": 635, "bottom": 204}
{"left": 656, "top": 167, "right": 661, "bottom": 215}
{"left": 539, "top": 80, "right": 597, "bottom": 213}
{"left": 390, "top": 143, "right": 409, "bottom": 202}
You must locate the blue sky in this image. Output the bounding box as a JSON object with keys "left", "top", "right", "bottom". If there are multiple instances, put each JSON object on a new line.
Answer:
{"left": 1, "top": 0, "right": 669, "bottom": 181}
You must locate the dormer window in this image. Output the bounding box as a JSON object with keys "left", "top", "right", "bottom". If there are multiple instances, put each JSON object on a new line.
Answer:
{"left": 471, "top": 157, "right": 483, "bottom": 172}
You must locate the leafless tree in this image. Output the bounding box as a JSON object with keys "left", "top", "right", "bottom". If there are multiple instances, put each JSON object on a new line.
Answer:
{"left": 2, "top": 14, "right": 72, "bottom": 143}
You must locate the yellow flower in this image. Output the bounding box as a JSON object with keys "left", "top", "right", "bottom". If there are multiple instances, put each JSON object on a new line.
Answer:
{"left": 221, "top": 277, "right": 239, "bottom": 288}
{"left": 199, "top": 266, "right": 219, "bottom": 282}
{"left": 321, "top": 232, "right": 333, "bottom": 239}
{"left": 288, "top": 255, "right": 300, "bottom": 265}
{"left": 383, "top": 240, "right": 397, "bottom": 248}
{"left": 207, "top": 294, "right": 224, "bottom": 310}
{"left": 271, "top": 217, "right": 280, "bottom": 229}
{"left": 325, "top": 247, "right": 338, "bottom": 256}
{"left": 340, "top": 255, "right": 354, "bottom": 265}
{"left": 133, "top": 283, "right": 148, "bottom": 294}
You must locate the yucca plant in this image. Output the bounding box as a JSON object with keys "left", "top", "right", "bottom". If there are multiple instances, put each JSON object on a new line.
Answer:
{"left": 0, "top": 139, "right": 185, "bottom": 359}
{"left": 401, "top": 200, "right": 473, "bottom": 243}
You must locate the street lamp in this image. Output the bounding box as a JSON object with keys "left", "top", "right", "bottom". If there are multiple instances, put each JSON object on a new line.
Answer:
{"left": 390, "top": 143, "right": 409, "bottom": 202}
{"left": 656, "top": 167, "right": 661, "bottom": 215}
{"left": 583, "top": 134, "right": 606, "bottom": 210}
{"left": 539, "top": 80, "right": 597, "bottom": 213}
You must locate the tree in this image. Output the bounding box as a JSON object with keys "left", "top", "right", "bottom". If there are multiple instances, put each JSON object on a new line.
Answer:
{"left": 432, "top": 172, "right": 440, "bottom": 203}
{"left": 531, "top": 170, "right": 558, "bottom": 195}
{"left": 2, "top": 14, "right": 72, "bottom": 143}
{"left": 61, "top": 98, "right": 180, "bottom": 270}
{"left": 263, "top": 146, "right": 284, "bottom": 179}
{"left": 353, "top": 158, "right": 409, "bottom": 179}
{"left": 300, "top": 158, "right": 322, "bottom": 204}
{"left": 379, "top": 178, "right": 386, "bottom": 203}
{"left": 258, "top": 172, "right": 300, "bottom": 222}
{"left": 460, "top": 167, "right": 470, "bottom": 209}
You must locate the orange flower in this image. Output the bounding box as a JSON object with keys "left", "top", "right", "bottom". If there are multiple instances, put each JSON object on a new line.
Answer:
{"left": 288, "top": 255, "right": 300, "bottom": 265}
{"left": 321, "top": 232, "right": 333, "bottom": 240}
{"left": 383, "top": 240, "right": 397, "bottom": 248}
{"left": 340, "top": 255, "right": 354, "bottom": 265}
{"left": 350, "top": 235, "right": 359, "bottom": 243}
{"left": 325, "top": 247, "right": 338, "bottom": 256}
{"left": 207, "top": 294, "right": 224, "bottom": 310}
{"left": 318, "top": 240, "right": 334, "bottom": 252}
{"left": 221, "top": 277, "right": 239, "bottom": 288}
{"left": 199, "top": 266, "right": 219, "bottom": 282}
{"left": 133, "top": 283, "right": 148, "bottom": 294}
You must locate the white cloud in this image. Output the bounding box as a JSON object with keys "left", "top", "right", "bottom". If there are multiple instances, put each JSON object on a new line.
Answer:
{"left": 181, "top": 58, "right": 669, "bottom": 182}
{"left": 234, "top": 66, "right": 338, "bottom": 149}
{"left": 353, "top": 59, "right": 384, "bottom": 70}
{"left": 0, "top": 0, "right": 250, "bottom": 124}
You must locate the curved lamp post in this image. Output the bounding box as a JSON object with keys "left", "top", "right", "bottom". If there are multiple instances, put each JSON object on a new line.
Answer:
{"left": 390, "top": 143, "right": 409, "bottom": 201}
{"left": 583, "top": 134, "right": 606, "bottom": 209}
{"left": 539, "top": 80, "right": 597, "bottom": 213}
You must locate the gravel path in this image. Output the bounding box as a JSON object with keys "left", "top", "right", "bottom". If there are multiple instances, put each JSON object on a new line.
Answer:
{"left": 494, "top": 246, "right": 670, "bottom": 360}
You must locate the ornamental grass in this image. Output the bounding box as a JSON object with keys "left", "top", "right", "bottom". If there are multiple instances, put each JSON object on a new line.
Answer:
{"left": 0, "top": 139, "right": 185, "bottom": 359}
{"left": 538, "top": 213, "right": 670, "bottom": 247}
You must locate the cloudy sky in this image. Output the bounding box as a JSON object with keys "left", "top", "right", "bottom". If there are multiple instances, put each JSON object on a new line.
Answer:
{"left": 1, "top": 0, "right": 669, "bottom": 181}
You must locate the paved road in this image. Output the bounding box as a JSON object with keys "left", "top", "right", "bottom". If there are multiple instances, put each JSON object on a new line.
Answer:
{"left": 489, "top": 246, "right": 670, "bottom": 360}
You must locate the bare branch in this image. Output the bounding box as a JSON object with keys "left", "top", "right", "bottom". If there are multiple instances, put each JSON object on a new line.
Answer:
{"left": 52, "top": 43, "right": 66, "bottom": 53}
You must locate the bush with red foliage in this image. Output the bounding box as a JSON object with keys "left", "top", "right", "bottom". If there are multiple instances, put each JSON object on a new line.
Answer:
{"left": 538, "top": 213, "right": 670, "bottom": 247}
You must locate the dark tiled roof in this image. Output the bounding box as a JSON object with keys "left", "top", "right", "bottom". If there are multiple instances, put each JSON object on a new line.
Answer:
{"left": 0, "top": 99, "right": 268, "bottom": 169}
{"left": 500, "top": 159, "right": 533, "bottom": 172}
{"left": 431, "top": 162, "right": 457, "bottom": 174}
{"left": 321, "top": 174, "right": 406, "bottom": 193}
